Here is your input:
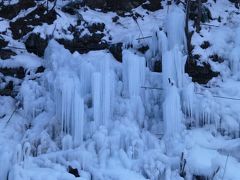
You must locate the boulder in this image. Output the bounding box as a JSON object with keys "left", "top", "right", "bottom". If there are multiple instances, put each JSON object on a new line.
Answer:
{"left": 185, "top": 59, "right": 219, "bottom": 84}
{"left": 25, "top": 33, "right": 48, "bottom": 57}
{"left": 0, "top": 49, "right": 16, "bottom": 60}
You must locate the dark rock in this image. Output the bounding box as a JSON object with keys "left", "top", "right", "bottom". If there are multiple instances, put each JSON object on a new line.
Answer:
{"left": 62, "top": 1, "right": 82, "bottom": 15}
{"left": 138, "top": 45, "right": 149, "bottom": 54}
{"left": 68, "top": 166, "right": 80, "bottom": 177}
{"left": 0, "top": 38, "right": 8, "bottom": 48}
{"left": 200, "top": 41, "right": 211, "bottom": 49}
{"left": 153, "top": 60, "right": 162, "bottom": 72}
{"left": 88, "top": 23, "right": 105, "bottom": 33}
{"left": 209, "top": 54, "right": 224, "bottom": 63}
{"left": 142, "top": 0, "right": 163, "bottom": 11}
{"left": 185, "top": 59, "right": 219, "bottom": 84}
{"left": 57, "top": 33, "right": 108, "bottom": 54}
{"left": 84, "top": 0, "right": 106, "bottom": 10}
{"left": 0, "top": 0, "right": 36, "bottom": 19}
{"left": 193, "top": 54, "right": 201, "bottom": 60}
{"left": 109, "top": 43, "right": 123, "bottom": 62}
{"left": 10, "top": 5, "right": 57, "bottom": 39}
{"left": 112, "top": 16, "right": 119, "bottom": 22}
{"left": 193, "top": 175, "right": 208, "bottom": 180}
{"left": 0, "top": 49, "right": 17, "bottom": 60}
{"left": 0, "top": 67, "right": 25, "bottom": 79}
{"left": 189, "top": 3, "right": 212, "bottom": 23}
{"left": 25, "top": 33, "right": 48, "bottom": 57}
{"left": 0, "top": 81, "right": 13, "bottom": 96}
{"left": 36, "top": 66, "right": 45, "bottom": 73}
{"left": 83, "top": 0, "right": 146, "bottom": 13}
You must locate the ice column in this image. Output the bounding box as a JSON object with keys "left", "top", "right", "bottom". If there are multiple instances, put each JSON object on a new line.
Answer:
{"left": 55, "top": 72, "right": 84, "bottom": 146}
{"left": 162, "top": 47, "right": 186, "bottom": 89}
{"left": 92, "top": 59, "right": 114, "bottom": 128}
{"left": 92, "top": 72, "right": 101, "bottom": 129}
{"left": 101, "top": 59, "right": 111, "bottom": 127}
{"left": 122, "top": 50, "right": 146, "bottom": 126}
{"left": 163, "top": 85, "right": 182, "bottom": 137}
{"left": 182, "top": 83, "right": 194, "bottom": 118}
{"left": 229, "top": 47, "right": 240, "bottom": 75}
{"left": 123, "top": 50, "right": 146, "bottom": 97}
{"left": 165, "top": 5, "right": 186, "bottom": 50}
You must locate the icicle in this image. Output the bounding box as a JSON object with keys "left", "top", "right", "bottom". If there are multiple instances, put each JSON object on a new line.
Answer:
{"left": 15, "top": 144, "right": 23, "bottom": 164}
{"left": 162, "top": 50, "right": 174, "bottom": 89}
{"left": 62, "top": 135, "right": 73, "bottom": 150}
{"left": 79, "top": 61, "right": 94, "bottom": 96}
{"left": 54, "top": 72, "right": 84, "bottom": 146}
{"left": 72, "top": 92, "right": 84, "bottom": 146}
{"left": 162, "top": 47, "right": 186, "bottom": 89}
{"left": 163, "top": 85, "right": 182, "bottom": 137}
{"left": 101, "top": 59, "right": 111, "bottom": 127}
{"left": 123, "top": 50, "right": 146, "bottom": 98}
{"left": 92, "top": 72, "right": 101, "bottom": 129}
{"left": 157, "top": 31, "right": 168, "bottom": 58}
{"left": 229, "top": 47, "right": 240, "bottom": 75}
{"left": 165, "top": 5, "right": 186, "bottom": 50}
{"left": 182, "top": 83, "right": 195, "bottom": 118}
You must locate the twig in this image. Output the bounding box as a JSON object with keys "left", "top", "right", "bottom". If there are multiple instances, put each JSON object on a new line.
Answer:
{"left": 201, "top": 23, "right": 219, "bottom": 27}
{"left": 196, "top": 93, "right": 240, "bottom": 101}
{"left": 132, "top": 16, "right": 145, "bottom": 42}
{"left": 4, "top": 107, "right": 18, "bottom": 128}
{"left": 5, "top": 46, "right": 27, "bottom": 50}
{"left": 222, "top": 154, "right": 229, "bottom": 180}
{"left": 136, "top": 36, "right": 152, "bottom": 40}
{"left": 141, "top": 86, "right": 163, "bottom": 90}
{"left": 211, "top": 166, "right": 220, "bottom": 180}
{"left": 142, "top": 86, "right": 240, "bottom": 101}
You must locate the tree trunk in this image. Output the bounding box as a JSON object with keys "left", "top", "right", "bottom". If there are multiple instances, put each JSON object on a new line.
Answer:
{"left": 196, "top": 0, "right": 202, "bottom": 33}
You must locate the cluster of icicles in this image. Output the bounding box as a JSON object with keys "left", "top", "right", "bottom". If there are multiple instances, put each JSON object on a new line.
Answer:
{"left": 43, "top": 40, "right": 146, "bottom": 147}
{"left": 41, "top": 5, "right": 220, "bottom": 146}
{"left": 18, "top": 5, "right": 227, "bottom": 151}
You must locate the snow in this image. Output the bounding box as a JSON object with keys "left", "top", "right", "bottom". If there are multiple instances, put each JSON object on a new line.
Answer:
{"left": 0, "top": 54, "right": 42, "bottom": 69}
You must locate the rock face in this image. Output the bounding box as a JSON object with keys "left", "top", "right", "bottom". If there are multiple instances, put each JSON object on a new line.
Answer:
{"left": 0, "top": 67, "right": 25, "bottom": 79}
{"left": 142, "top": 0, "right": 163, "bottom": 11}
{"left": 0, "top": 0, "right": 36, "bottom": 19}
{"left": 83, "top": 0, "right": 145, "bottom": 13}
{"left": 185, "top": 59, "right": 219, "bottom": 84}
{"left": 57, "top": 33, "right": 108, "bottom": 54}
{"left": 10, "top": 5, "right": 57, "bottom": 39}
{"left": 109, "top": 43, "right": 123, "bottom": 62}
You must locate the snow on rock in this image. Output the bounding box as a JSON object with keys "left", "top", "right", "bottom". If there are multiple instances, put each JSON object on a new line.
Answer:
{"left": 0, "top": 53, "right": 42, "bottom": 69}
